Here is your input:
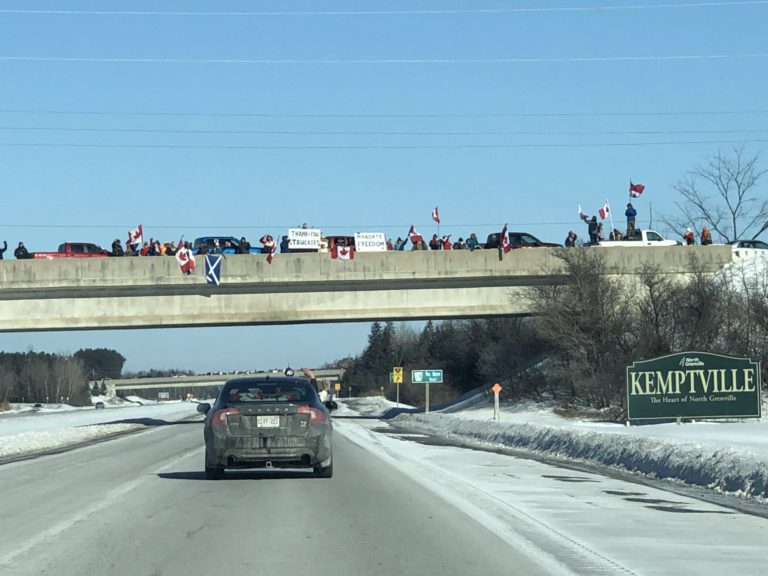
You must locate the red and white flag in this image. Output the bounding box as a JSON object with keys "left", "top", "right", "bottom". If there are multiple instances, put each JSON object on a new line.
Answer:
{"left": 175, "top": 238, "right": 196, "bottom": 275}
{"left": 331, "top": 245, "right": 354, "bottom": 260}
{"left": 127, "top": 224, "right": 143, "bottom": 247}
{"left": 432, "top": 206, "right": 440, "bottom": 224}
{"left": 408, "top": 225, "right": 423, "bottom": 245}
{"left": 260, "top": 235, "right": 276, "bottom": 264}
{"left": 598, "top": 201, "right": 610, "bottom": 220}
{"left": 629, "top": 181, "right": 645, "bottom": 197}
{"left": 500, "top": 224, "right": 511, "bottom": 253}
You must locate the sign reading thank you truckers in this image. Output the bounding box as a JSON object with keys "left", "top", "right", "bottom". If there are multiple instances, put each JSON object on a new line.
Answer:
{"left": 626, "top": 351, "right": 762, "bottom": 421}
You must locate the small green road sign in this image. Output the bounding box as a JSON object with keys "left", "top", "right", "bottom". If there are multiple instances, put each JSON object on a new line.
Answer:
{"left": 411, "top": 370, "right": 444, "bottom": 384}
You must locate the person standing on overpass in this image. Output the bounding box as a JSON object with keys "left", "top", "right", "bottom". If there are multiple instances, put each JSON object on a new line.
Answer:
{"left": 625, "top": 203, "right": 637, "bottom": 238}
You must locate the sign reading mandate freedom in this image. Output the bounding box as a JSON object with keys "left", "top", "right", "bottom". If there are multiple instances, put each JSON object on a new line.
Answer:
{"left": 626, "top": 351, "right": 762, "bottom": 421}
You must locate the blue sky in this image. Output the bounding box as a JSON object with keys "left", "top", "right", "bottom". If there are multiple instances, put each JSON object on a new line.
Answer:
{"left": 0, "top": 0, "right": 766, "bottom": 372}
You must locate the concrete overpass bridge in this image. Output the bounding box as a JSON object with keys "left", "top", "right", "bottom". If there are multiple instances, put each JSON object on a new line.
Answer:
{"left": 98, "top": 369, "right": 345, "bottom": 400}
{"left": 0, "top": 247, "right": 732, "bottom": 331}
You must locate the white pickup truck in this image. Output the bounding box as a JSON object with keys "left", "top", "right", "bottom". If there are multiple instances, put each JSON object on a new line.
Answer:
{"left": 596, "top": 229, "right": 679, "bottom": 247}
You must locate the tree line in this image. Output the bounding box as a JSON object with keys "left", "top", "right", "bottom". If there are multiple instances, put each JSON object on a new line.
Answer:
{"left": 340, "top": 250, "right": 768, "bottom": 418}
{"left": 0, "top": 348, "right": 126, "bottom": 408}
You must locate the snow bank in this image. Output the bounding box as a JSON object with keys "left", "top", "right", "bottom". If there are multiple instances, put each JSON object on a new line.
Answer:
{"left": 394, "top": 412, "right": 768, "bottom": 500}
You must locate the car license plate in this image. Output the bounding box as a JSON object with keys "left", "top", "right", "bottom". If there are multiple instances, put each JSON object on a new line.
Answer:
{"left": 257, "top": 415, "right": 280, "bottom": 428}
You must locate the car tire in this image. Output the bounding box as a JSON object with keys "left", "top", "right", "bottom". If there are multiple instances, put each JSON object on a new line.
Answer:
{"left": 205, "top": 465, "right": 224, "bottom": 480}
{"left": 314, "top": 458, "right": 333, "bottom": 479}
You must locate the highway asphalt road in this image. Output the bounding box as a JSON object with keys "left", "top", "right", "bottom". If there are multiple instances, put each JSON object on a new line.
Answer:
{"left": 0, "top": 417, "right": 766, "bottom": 576}
{"left": 0, "top": 418, "right": 554, "bottom": 576}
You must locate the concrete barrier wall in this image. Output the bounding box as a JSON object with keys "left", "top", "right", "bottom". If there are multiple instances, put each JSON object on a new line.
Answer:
{"left": 0, "top": 246, "right": 733, "bottom": 331}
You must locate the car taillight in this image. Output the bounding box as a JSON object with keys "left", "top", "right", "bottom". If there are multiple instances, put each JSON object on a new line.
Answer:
{"left": 211, "top": 407, "right": 240, "bottom": 426}
{"left": 297, "top": 405, "right": 326, "bottom": 424}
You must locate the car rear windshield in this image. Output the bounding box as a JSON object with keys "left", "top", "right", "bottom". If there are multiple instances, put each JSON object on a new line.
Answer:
{"left": 225, "top": 383, "right": 313, "bottom": 403}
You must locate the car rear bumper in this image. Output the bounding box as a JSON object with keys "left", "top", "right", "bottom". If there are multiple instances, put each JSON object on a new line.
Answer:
{"left": 206, "top": 431, "right": 332, "bottom": 469}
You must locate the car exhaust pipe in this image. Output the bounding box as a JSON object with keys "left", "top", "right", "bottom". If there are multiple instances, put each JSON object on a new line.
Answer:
{"left": 265, "top": 461, "right": 273, "bottom": 469}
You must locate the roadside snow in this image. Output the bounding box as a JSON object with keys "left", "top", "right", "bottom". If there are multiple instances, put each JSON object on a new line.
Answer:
{"left": 0, "top": 401, "right": 200, "bottom": 459}
{"left": 386, "top": 397, "right": 768, "bottom": 500}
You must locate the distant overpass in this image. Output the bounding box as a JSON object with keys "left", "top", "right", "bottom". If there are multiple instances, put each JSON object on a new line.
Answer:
{"left": 98, "top": 369, "right": 345, "bottom": 399}
{"left": 0, "top": 247, "right": 732, "bottom": 331}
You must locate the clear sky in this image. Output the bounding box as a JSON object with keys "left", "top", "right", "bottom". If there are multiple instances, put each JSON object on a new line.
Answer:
{"left": 0, "top": 1, "right": 766, "bottom": 372}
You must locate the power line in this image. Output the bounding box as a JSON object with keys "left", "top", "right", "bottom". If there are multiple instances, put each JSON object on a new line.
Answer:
{"left": 0, "top": 221, "right": 604, "bottom": 231}
{"left": 1, "top": 2, "right": 765, "bottom": 17}
{"left": 0, "top": 126, "right": 766, "bottom": 137}
{"left": 1, "top": 138, "right": 767, "bottom": 150}
{"left": 0, "top": 53, "right": 765, "bottom": 64}
{"left": 1, "top": 108, "right": 766, "bottom": 119}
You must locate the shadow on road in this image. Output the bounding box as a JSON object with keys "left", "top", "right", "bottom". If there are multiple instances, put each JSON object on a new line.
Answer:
{"left": 82, "top": 418, "right": 203, "bottom": 427}
{"left": 158, "top": 470, "right": 318, "bottom": 481}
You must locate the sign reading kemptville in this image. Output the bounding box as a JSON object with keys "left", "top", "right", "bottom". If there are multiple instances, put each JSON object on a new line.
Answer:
{"left": 626, "top": 351, "right": 762, "bottom": 421}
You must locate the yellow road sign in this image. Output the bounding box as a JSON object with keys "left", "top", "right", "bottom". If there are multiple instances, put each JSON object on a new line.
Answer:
{"left": 393, "top": 366, "right": 404, "bottom": 384}
{"left": 334, "top": 383, "right": 341, "bottom": 392}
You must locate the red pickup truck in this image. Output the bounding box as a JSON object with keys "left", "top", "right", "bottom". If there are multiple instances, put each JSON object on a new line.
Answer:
{"left": 32, "top": 242, "right": 110, "bottom": 259}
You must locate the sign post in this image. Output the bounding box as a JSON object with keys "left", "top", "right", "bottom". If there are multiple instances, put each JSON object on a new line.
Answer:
{"left": 393, "top": 367, "right": 403, "bottom": 407}
{"left": 411, "top": 370, "right": 444, "bottom": 413}
{"left": 491, "top": 383, "right": 502, "bottom": 420}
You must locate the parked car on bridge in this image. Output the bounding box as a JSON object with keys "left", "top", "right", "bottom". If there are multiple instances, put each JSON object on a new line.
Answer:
{"left": 192, "top": 236, "right": 261, "bottom": 255}
{"left": 485, "top": 232, "right": 562, "bottom": 249}
{"left": 197, "top": 376, "right": 335, "bottom": 480}
{"left": 32, "top": 242, "right": 110, "bottom": 259}
{"left": 728, "top": 239, "right": 768, "bottom": 257}
{"left": 596, "top": 229, "right": 679, "bottom": 247}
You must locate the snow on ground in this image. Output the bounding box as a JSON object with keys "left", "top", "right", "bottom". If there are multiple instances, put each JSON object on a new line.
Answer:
{"left": 0, "top": 401, "right": 200, "bottom": 459}
{"left": 380, "top": 395, "right": 768, "bottom": 501}
{"left": 3, "top": 387, "right": 768, "bottom": 502}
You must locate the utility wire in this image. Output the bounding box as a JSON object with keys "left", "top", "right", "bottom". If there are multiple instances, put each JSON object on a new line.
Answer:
{"left": 0, "top": 126, "right": 766, "bottom": 137}
{"left": 0, "top": 54, "right": 765, "bottom": 64}
{"left": 0, "top": 108, "right": 766, "bottom": 119}
{"left": 1, "top": 138, "right": 767, "bottom": 150}
{"left": 1, "top": 2, "right": 766, "bottom": 17}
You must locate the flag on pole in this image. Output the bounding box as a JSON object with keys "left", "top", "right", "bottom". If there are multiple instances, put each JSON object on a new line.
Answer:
{"left": 408, "top": 225, "right": 423, "bottom": 245}
{"left": 175, "top": 239, "right": 196, "bottom": 275}
{"left": 500, "top": 224, "right": 511, "bottom": 253}
{"left": 629, "top": 181, "right": 645, "bottom": 197}
{"left": 598, "top": 201, "right": 610, "bottom": 220}
{"left": 577, "top": 204, "right": 590, "bottom": 223}
{"left": 127, "top": 224, "right": 143, "bottom": 247}
{"left": 432, "top": 206, "right": 440, "bottom": 224}
{"left": 205, "top": 254, "right": 222, "bottom": 285}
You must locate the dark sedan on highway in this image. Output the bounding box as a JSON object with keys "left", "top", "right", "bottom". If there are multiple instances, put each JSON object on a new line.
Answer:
{"left": 198, "top": 376, "right": 334, "bottom": 479}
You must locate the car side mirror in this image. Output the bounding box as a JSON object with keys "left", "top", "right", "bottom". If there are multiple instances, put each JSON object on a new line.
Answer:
{"left": 197, "top": 402, "right": 211, "bottom": 414}
{"left": 324, "top": 400, "right": 338, "bottom": 412}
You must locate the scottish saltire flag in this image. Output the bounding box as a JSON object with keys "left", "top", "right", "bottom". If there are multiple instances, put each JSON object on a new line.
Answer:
{"left": 205, "top": 254, "right": 222, "bottom": 285}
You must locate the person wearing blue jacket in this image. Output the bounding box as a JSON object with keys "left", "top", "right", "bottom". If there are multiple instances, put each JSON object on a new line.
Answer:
{"left": 625, "top": 203, "right": 637, "bottom": 237}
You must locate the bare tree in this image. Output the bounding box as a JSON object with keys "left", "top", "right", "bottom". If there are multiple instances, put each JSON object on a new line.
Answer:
{"left": 666, "top": 147, "right": 767, "bottom": 242}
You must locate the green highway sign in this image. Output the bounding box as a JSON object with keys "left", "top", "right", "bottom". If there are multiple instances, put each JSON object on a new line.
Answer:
{"left": 411, "top": 370, "right": 443, "bottom": 384}
{"left": 626, "top": 351, "right": 762, "bottom": 421}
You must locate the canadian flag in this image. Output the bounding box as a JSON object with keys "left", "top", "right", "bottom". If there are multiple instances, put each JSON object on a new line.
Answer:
{"left": 127, "top": 224, "right": 143, "bottom": 247}
{"left": 408, "top": 225, "right": 423, "bottom": 245}
{"left": 500, "top": 224, "right": 511, "bottom": 254}
{"left": 432, "top": 206, "right": 440, "bottom": 224}
{"left": 599, "top": 201, "right": 610, "bottom": 220}
{"left": 629, "top": 181, "right": 645, "bottom": 197}
{"left": 331, "top": 245, "right": 354, "bottom": 260}
{"left": 175, "top": 237, "right": 196, "bottom": 275}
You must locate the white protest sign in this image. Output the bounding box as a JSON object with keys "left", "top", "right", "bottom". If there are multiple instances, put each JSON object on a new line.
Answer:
{"left": 354, "top": 232, "right": 387, "bottom": 252}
